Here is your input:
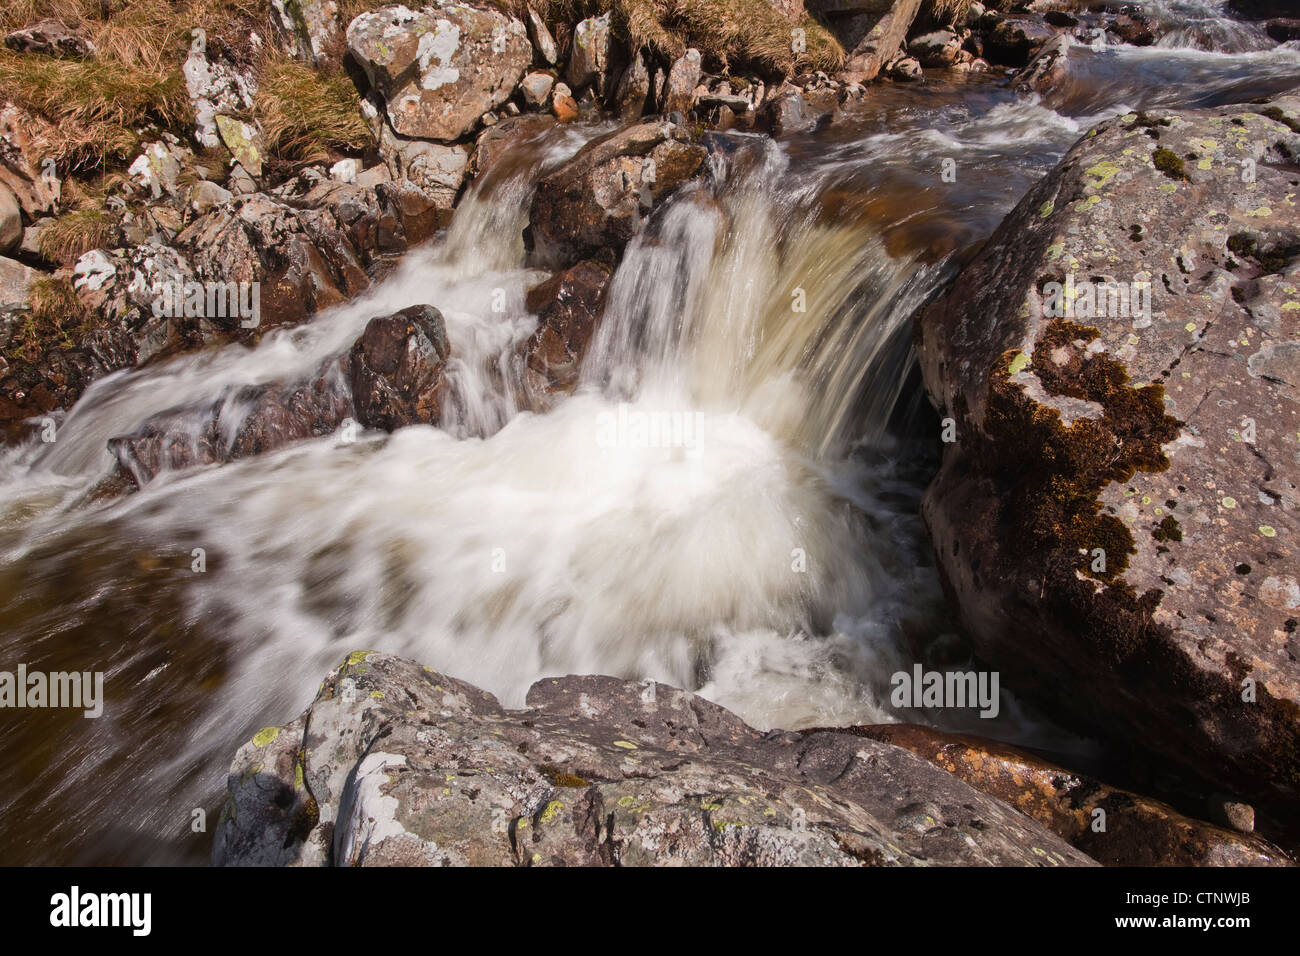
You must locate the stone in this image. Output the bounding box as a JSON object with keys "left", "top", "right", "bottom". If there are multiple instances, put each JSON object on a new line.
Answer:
{"left": 889, "top": 55, "right": 923, "bottom": 81}
{"left": 521, "top": 71, "right": 555, "bottom": 108}
{"left": 0, "top": 183, "right": 20, "bottom": 254}
{"left": 0, "top": 105, "right": 60, "bottom": 217}
{"left": 346, "top": 4, "right": 532, "bottom": 143}
{"left": 915, "top": 97, "right": 1300, "bottom": 815}
{"left": 615, "top": 52, "right": 651, "bottom": 121}
{"left": 348, "top": 304, "right": 451, "bottom": 431}
{"left": 215, "top": 116, "right": 265, "bottom": 178}
{"left": 839, "top": 0, "right": 923, "bottom": 81}
{"left": 662, "top": 48, "right": 702, "bottom": 117}
{"left": 270, "top": 0, "right": 342, "bottom": 63}
{"left": 909, "top": 29, "right": 962, "bottom": 68}
{"left": 841, "top": 725, "right": 1292, "bottom": 866}
{"left": 984, "top": 16, "right": 1056, "bottom": 67}
{"left": 377, "top": 131, "right": 468, "bottom": 225}
{"left": 212, "top": 652, "right": 1097, "bottom": 866}
{"left": 566, "top": 12, "right": 612, "bottom": 90}
{"left": 183, "top": 43, "right": 256, "bottom": 150}
{"left": 0, "top": 256, "right": 36, "bottom": 310}
{"left": 329, "top": 158, "right": 363, "bottom": 183}
{"left": 551, "top": 82, "right": 578, "bottom": 122}
{"left": 517, "top": 259, "right": 612, "bottom": 400}
{"left": 528, "top": 121, "right": 707, "bottom": 266}
{"left": 188, "top": 179, "right": 234, "bottom": 215}
{"left": 525, "top": 5, "right": 558, "bottom": 65}
{"left": 4, "top": 18, "right": 94, "bottom": 58}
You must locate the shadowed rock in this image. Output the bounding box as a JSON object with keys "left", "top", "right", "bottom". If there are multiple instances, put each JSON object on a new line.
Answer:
{"left": 349, "top": 304, "right": 450, "bottom": 431}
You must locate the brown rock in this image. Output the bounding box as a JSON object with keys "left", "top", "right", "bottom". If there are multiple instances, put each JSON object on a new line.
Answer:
{"left": 349, "top": 304, "right": 451, "bottom": 431}
{"left": 518, "top": 259, "right": 612, "bottom": 400}
{"left": 838, "top": 725, "right": 1292, "bottom": 866}
{"left": 837, "top": 0, "right": 923, "bottom": 81}
{"left": 527, "top": 121, "right": 707, "bottom": 266}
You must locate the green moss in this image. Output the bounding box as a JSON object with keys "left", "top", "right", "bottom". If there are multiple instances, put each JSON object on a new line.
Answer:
{"left": 1258, "top": 106, "right": 1300, "bottom": 135}
{"left": 1152, "top": 515, "right": 1182, "bottom": 543}
{"left": 1151, "top": 147, "right": 1188, "bottom": 181}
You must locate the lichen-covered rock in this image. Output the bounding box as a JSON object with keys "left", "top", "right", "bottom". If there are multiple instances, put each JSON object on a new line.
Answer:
{"left": 376, "top": 125, "right": 468, "bottom": 223}
{"left": 615, "top": 51, "right": 650, "bottom": 121}
{"left": 212, "top": 652, "right": 1097, "bottom": 866}
{"left": 916, "top": 97, "right": 1300, "bottom": 817}
{"left": 524, "top": 5, "right": 557, "bottom": 65}
{"left": 348, "top": 304, "right": 450, "bottom": 430}
{"left": 182, "top": 40, "right": 257, "bottom": 150}
{"left": 908, "top": 29, "right": 962, "bottom": 68}
{"left": 843, "top": 725, "right": 1293, "bottom": 866}
{"left": 0, "top": 104, "right": 60, "bottom": 217}
{"left": 565, "top": 12, "right": 611, "bottom": 91}
{"left": 346, "top": 4, "right": 532, "bottom": 143}
{"left": 0, "top": 184, "right": 20, "bottom": 254}
{"left": 527, "top": 120, "right": 707, "bottom": 266}
{"left": 271, "top": 0, "right": 342, "bottom": 63}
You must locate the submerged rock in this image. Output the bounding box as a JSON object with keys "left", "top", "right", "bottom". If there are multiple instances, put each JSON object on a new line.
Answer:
{"left": 212, "top": 652, "right": 1096, "bottom": 866}
{"left": 346, "top": 4, "right": 532, "bottom": 143}
{"left": 527, "top": 121, "right": 707, "bottom": 266}
{"left": 916, "top": 97, "right": 1300, "bottom": 818}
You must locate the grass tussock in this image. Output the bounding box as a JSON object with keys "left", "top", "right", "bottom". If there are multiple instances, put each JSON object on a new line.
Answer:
{"left": 37, "top": 207, "right": 119, "bottom": 264}
{"left": 256, "top": 56, "right": 373, "bottom": 164}
{"left": 518, "top": 0, "right": 843, "bottom": 75}
{"left": 8, "top": 276, "right": 85, "bottom": 361}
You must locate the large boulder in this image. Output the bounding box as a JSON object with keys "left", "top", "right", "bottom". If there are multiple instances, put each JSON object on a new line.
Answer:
{"left": 916, "top": 98, "right": 1300, "bottom": 816}
{"left": 212, "top": 652, "right": 1096, "bottom": 866}
{"left": 844, "top": 725, "right": 1292, "bottom": 865}
{"left": 270, "top": 0, "right": 342, "bottom": 63}
{"left": 346, "top": 4, "right": 532, "bottom": 143}
{"left": 527, "top": 121, "right": 707, "bottom": 266}
{"left": 565, "top": 12, "right": 612, "bottom": 91}
{"left": 348, "top": 304, "right": 451, "bottom": 430}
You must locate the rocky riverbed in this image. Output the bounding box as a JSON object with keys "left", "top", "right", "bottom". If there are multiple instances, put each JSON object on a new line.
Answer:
{"left": 0, "top": 0, "right": 1297, "bottom": 866}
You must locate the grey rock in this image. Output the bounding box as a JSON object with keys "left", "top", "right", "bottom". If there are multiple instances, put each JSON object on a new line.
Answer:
{"left": 212, "top": 652, "right": 1098, "bottom": 867}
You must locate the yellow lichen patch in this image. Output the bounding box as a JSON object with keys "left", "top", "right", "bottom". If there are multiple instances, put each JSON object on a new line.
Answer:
{"left": 252, "top": 726, "right": 280, "bottom": 748}
{"left": 613, "top": 740, "right": 638, "bottom": 749}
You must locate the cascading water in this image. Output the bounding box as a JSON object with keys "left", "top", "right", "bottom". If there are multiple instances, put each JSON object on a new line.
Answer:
{"left": 1, "top": 21, "right": 1297, "bottom": 863}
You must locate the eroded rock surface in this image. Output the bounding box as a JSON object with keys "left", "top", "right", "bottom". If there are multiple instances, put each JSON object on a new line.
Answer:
{"left": 212, "top": 652, "right": 1096, "bottom": 866}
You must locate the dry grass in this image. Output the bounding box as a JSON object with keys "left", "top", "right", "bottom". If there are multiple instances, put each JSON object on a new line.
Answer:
{"left": 8, "top": 276, "right": 84, "bottom": 362}
{"left": 256, "top": 55, "right": 373, "bottom": 164}
{"left": 510, "top": 0, "right": 841, "bottom": 75}
{"left": 37, "top": 208, "right": 119, "bottom": 264}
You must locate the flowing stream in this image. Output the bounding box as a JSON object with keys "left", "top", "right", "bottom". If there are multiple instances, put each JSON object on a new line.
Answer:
{"left": 2, "top": 7, "right": 1298, "bottom": 863}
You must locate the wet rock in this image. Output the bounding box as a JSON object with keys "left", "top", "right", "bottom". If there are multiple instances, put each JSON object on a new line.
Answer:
{"left": 346, "top": 4, "right": 532, "bottom": 142}
{"left": 984, "top": 16, "right": 1056, "bottom": 67}
{"left": 662, "top": 48, "right": 703, "bottom": 117}
{"left": 349, "top": 304, "right": 450, "bottom": 431}
{"left": 467, "top": 113, "right": 556, "bottom": 181}
{"left": 837, "top": 0, "right": 923, "bottom": 81}
{"left": 1266, "top": 19, "right": 1300, "bottom": 43}
{"left": 915, "top": 98, "right": 1300, "bottom": 816}
{"left": 1015, "top": 33, "right": 1071, "bottom": 103}
{"left": 212, "top": 652, "right": 1097, "bottom": 866}
{"left": 889, "top": 55, "right": 923, "bottom": 81}
{"left": 528, "top": 120, "right": 707, "bottom": 266}
{"left": 1229, "top": 0, "right": 1291, "bottom": 19}
{"left": 566, "top": 12, "right": 612, "bottom": 91}
{"left": 525, "top": 5, "right": 558, "bottom": 65}
{"left": 1107, "top": 11, "right": 1156, "bottom": 46}
{"left": 842, "top": 725, "right": 1292, "bottom": 866}
{"left": 909, "top": 29, "right": 962, "bottom": 68}
{"left": 108, "top": 361, "right": 353, "bottom": 486}
{"left": 270, "top": 0, "right": 341, "bottom": 63}
{"left": 517, "top": 259, "right": 612, "bottom": 399}
{"left": 0, "top": 184, "right": 19, "bottom": 254}
{"left": 4, "top": 18, "right": 94, "bottom": 58}
{"left": 521, "top": 71, "right": 555, "bottom": 108}
{"left": 615, "top": 51, "right": 651, "bottom": 121}
{"left": 762, "top": 84, "right": 834, "bottom": 136}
